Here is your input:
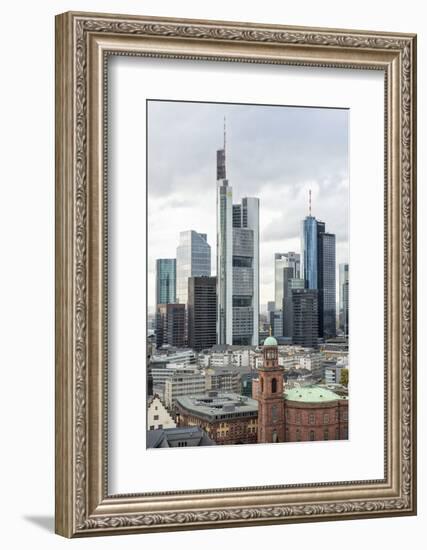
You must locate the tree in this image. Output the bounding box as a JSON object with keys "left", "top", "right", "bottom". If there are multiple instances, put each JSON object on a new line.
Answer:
{"left": 340, "top": 368, "right": 349, "bottom": 387}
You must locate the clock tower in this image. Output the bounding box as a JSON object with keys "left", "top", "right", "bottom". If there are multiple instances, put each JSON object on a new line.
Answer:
{"left": 257, "top": 333, "right": 285, "bottom": 443}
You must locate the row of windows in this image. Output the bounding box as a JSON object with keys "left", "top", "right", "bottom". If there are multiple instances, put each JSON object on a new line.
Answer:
{"left": 289, "top": 427, "right": 341, "bottom": 441}
{"left": 286, "top": 410, "right": 348, "bottom": 424}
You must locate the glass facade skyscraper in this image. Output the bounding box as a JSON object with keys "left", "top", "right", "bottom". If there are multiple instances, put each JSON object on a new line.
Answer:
{"left": 188, "top": 276, "right": 217, "bottom": 351}
{"left": 232, "top": 197, "right": 259, "bottom": 346}
{"left": 176, "top": 230, "right": 211, "bottom": 306}
{"left": 318, "top": 232, "right": 336, "bottom": 338}
{"left": 339, "top": 263, "right": 349, "bottom": 335}
{"left": 301, "top": 214, "right": 336, "bottom": 339}
{"left": 216, "top": 123, "right": 259, "bottom": 346}
{"left": 274, "top": 252, "right": 301, "bottom": 310}
{"left": 216, "top": 132, "right": 233, "bottom": 345}
{"left": 155, "top": 258, "right": 176, "bottom": 305}
{"left": 292, "top": 289, "right": 319, "bottom": 349}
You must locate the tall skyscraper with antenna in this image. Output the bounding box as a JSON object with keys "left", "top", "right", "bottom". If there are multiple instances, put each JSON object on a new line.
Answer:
{"left": 301, "top": 190, "right": 336, "bottom": 339}
{"left": 216, "top": 119, "right": 259, "bottom": 346}
{"left": 216, "top": 118, "right": 233, "bottom": 344}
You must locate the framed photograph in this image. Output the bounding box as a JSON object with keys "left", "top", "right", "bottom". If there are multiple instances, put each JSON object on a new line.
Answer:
{"left": 55, "top": 11, "right": 417, "bottom": 537}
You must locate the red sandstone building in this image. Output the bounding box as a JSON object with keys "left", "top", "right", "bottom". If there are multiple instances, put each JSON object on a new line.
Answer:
{"left": 176, "top": 336, "right": 348, "bottom": 446}
{"left": 254, "top": 335, "right": 348, "bottom": 443}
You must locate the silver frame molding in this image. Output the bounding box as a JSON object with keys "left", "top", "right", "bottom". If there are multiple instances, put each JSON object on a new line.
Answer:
{"left": 55, "top": 11, "right": 417, "bottom": 537}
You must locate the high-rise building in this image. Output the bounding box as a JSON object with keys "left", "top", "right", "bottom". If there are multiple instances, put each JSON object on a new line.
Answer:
{"left": 318, "top": 232, "right": 336, "bottom": 338}
{"left": 292, "top": 288, "right": 319, "bottom": 348}
{"left": 267, "top": 301, "right": 275, "bottom": 313}
{"left": 187, "top": 276, "right": 217, "bottom": 351}
{"left": 301, "top": 192, "right": 336, "bottom": 339}
{"left": 155, "top": 258, "right": 176, "bottom": 305}
{"left": 232, "top": 197, "right": 259, "bottom": 346}
{"left": 216, "top": 122, "right": 233, "bottom": 345}
{"left": 176, "top": 230, "right": 211, "bottom": 306}
{"left": 339, "top": 263, "right": 349, "bottom": 335}
{"left": 301, "top": 216, "right": 325, "bottom": 290}
{"left": 216, "top": 120, "right": 259, "bottom": 346}
{"left": 274, "top": 252, "right": 301, "bottom": 310}
{"left": 283, "top": 277, "right": 305, "bottom": 338}
{"left": 155, "top": 303, "right": 186, "bottom": 348}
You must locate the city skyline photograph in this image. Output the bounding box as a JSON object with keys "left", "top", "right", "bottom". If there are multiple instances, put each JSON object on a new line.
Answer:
{"left": 146, "top": 99, "right": 349, "bottom": 449}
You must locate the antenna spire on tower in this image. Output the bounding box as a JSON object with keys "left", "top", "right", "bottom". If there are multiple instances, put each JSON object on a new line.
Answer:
{"left": 309, "top": 188, "right": 312, "bottom": 216}
{"left": 224, "top": 116, "right": 226, "bottom": 151}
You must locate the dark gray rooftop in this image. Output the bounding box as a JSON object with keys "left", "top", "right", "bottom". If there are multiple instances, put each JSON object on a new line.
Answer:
{"left": 147, "top": 426, "right": 215, "bottom": 448}
{"left": 176, "top": 392, "right": 258, "bottom": 421}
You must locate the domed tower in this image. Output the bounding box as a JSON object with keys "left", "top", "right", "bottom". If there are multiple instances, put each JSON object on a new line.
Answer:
{"left": 257, "top": 333, "right": 285, "bottom": 443}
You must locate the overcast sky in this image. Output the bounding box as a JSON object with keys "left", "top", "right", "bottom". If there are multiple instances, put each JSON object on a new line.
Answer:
{"left": 147, "top": 100, "right": 349, "bottom": 312}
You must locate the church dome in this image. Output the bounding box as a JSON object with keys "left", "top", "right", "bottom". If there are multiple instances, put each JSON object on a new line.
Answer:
{"left": 263, "top": 335, "right": 278, "bottom": 346}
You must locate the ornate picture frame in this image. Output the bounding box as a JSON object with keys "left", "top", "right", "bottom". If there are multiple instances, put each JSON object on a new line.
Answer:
{"left": 55, "top": 11, "right": 417, "bottom": 537}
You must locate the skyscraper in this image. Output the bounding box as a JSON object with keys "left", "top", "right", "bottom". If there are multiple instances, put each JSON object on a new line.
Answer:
{"left": 216, "top": 120, "right": 260, "bottom": 346}
{"left": 155, "top": 258, "right": 176, "bottom": 305}
{"left": 232, "top": 197, "right": 259, "bottom": 346}
{"left": 176, "top": 230, "right": 211, "bottom": 306}
{"left": 339, "top": 263, "right": 349, "bottom": 335}
{"left": 301, "top": 217, "right": 324, "bottom": 290}
{"left": 216, "top": 120, "right": 233, "bottom": 345}
{"left": 155, "top": 303, "right": 186, "bottom": 348}
{"left": 188, "top": 276, "right": 217, "bottom": 351}
{"left": 283, "top": 277, "right": 305, "bottom": 338}
{"left": 301, "top": 191, "right": 336, "bottom": 339}
{"left": 318, "top": 232, "right": 336, "bottom": 338}
{"left": 274, "top": 252, "right": 301, "bottom": 310}
{"left": 292, "top": 289, "right": 319, "bottom": 349}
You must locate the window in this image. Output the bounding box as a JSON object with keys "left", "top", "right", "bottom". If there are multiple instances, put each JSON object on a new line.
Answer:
{"left": 158, "top": 424, "right": 163, "bottom": 429}
{"left": 296, "top": 412, "right": 301, "bottom": 424}
{"left": 323, "top": 413, "right": 329, "bottom": 425}
{"left": 272, "top": 404, "right": 280, "bottom": 424}
{"left": 271, "top": 378, "right": 277, "bottom": 393}
{"left": 153, "top": 415, "right": 159, "bottom": 420}
{"left": 296, "top": 429, "right": 301, "bottom": 442}
{"left": 335, "top": 427, "right": 340, "bottom": 439}
{"left": 323, "top": 429, "right": 329, "bottom": 440}
{"left": 149, "top": 425, "right": 154, "bottom": 430}
{"left": 260, "top": 378, "right": 264, "bottom": 393}
{"left": 309, "top": 430, "right": 315, "bottom": 441}
{"left": 309, "top": 413, "right": 315, "bottom": 424}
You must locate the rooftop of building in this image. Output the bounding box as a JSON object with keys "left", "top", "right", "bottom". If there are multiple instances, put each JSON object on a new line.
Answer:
{"left": 147, "top": 426, "right": 215, "bottom": 448}
{"left": 264, "top": 335, "right": 278, "bottom": 346}
{"left": 176, "top": 391, "right": 258, "bottom": 420}
{"left": 284, "top": 385, "right": 348, "bottom": 403}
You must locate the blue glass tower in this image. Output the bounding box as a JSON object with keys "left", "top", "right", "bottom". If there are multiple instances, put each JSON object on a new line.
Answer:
{"left": 301, "top": 217, "right": 324, "bottom": 290}
{"left": 155, "top": 258, "right": 176, "bottom": 305}
{"left": 300, "top": 192, "right": 336, "bottom": 339}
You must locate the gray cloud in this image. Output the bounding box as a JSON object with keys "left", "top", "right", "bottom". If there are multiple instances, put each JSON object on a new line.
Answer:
{"left": 147, "top": 100, "right": 349, "bottom": 309}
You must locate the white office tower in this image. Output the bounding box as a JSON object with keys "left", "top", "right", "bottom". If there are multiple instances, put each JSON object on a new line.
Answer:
{"left": 176, "top": 230, "right": 211, "bottom": 306}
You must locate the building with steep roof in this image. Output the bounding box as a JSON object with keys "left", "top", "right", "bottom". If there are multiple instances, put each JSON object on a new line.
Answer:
{"left": 147, "top": 426, "right": 215, "bottom": 448}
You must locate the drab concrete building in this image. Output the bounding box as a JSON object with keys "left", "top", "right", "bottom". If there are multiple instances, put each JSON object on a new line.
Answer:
{"left": 164, "top": 372, "right": 206, "bottom": 410}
